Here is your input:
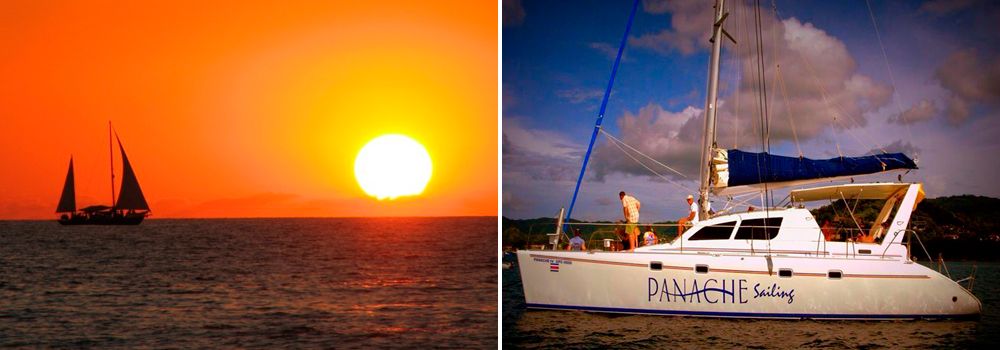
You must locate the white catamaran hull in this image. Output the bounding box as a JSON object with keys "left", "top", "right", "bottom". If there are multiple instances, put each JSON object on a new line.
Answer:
{"left": 517, "top": 250, "right": 980, "bottom": 319}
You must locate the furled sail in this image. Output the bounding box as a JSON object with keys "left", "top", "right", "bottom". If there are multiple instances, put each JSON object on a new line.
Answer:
{"left": 711, "top": 149, "right": 917, "bottom": 195}
{"left": 115, "top": 139, "right": 150, "bottom": 211}
{"left": 56, "top": 158, "right": 76, "bottom": 213}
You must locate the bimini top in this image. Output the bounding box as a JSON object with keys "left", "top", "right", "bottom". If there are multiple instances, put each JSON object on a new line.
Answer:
{"left": 790, "top": 183, "right": 924, "bottom": 204}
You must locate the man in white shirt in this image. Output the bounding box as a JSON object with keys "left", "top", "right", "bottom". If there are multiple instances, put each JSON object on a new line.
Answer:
{"left": 619, "top": 191, "right": 641, "bottom": 251}
{"left": 677, "top": 194, "right": 699, "bottom": 237}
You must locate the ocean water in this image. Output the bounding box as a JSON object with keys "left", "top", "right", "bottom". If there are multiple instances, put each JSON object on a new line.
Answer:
{"left": 503, "top": 256, "right": 1000, "bottom": 349}
{"left": 0, "top": 217, "right": 497, "bottom": 348}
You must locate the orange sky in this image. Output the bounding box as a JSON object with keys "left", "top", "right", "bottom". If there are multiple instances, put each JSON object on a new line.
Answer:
{"left": 0, "top": 1, "right": 497, "bottom": 219}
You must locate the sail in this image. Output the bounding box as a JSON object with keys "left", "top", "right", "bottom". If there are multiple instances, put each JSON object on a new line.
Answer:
{"left": 115, "top": 138, "right": 150, "bottom": 211}
{"left": 56, "top": 158, "right": 76, "bottom": 213}
{"left": 711, "top": 149, "right": 917, "bottom": 193}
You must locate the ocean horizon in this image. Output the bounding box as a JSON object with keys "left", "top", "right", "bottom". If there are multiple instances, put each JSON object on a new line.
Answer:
{"left": 0, "top": 217, "right": 498, "bottom": 348}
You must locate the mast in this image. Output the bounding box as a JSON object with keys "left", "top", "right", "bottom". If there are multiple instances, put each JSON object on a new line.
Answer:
{"left": 109, "top": 121, "right": 115, "bottom": 208}
{"left": 698, "top": 0, "right": 728, "bottom": 220}
{"left": 563, "top": 0, "right": 639, "bottom": 232}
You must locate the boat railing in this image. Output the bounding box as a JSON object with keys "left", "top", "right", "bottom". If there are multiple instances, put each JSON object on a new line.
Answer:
{"left": 550, "top": 221, "right": 912, "bottom": 257}
{"left": 905, "top": 228, "right": 976, "bottom": 290}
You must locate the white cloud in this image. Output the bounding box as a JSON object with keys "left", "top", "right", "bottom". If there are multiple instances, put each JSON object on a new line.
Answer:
{"left": 555, "top": 88, "right": 605, "bottom": 105}
{"left": 503, "top": 0, "right": 526, "bottom": 27}
{"left": 888, "top": 99, "right": 937, "bottom": 125}
{"left": 594, "top": 11, "right": 895, "bottom": 180}
{"left": 935, "top": 49, "right": 1000, "bottom": 125}
{"left": 630, "top": 0, "right": 713, "bottom": 55}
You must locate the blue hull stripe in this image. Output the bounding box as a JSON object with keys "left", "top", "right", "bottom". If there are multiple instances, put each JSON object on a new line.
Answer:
{"left": 525, "top": 303, "right": 979, "bottom": 320}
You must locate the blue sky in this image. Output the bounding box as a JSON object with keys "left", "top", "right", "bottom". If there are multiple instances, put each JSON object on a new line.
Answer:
{"left": 502, "top": 0, "right": 1000, "bottom": 221}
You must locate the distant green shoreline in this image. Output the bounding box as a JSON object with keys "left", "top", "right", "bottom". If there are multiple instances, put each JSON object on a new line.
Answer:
{"left": 0, "top": 215, "right": 499, "bottom": 222}
{"left": 503, "top": 195, "right": 1000, "bottom": 261}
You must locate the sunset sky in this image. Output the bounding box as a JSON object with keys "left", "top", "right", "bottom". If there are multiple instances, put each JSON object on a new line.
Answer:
{"left": 503, "top": 0, "right": 1000, "bottom": 221}
{"left": 0, "top": 1, "right": 497, "bottom": 219}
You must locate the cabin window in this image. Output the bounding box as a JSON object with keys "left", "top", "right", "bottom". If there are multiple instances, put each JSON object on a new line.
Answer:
{"left": 734, "top": 218, "right": 782, "bottom": 240}
{"left": 828, "top": 270, "right": 842, "bottom": 279}
{"left": 688, "top": 222, "right": 737, "bottom": 241}
{"left": 649, "top": 261, "right": 662, "bottom": 271}
{"left": 858, "top": 249, "right": 871, "bottom": 255}
{"left": 695, "top": 264, "right": 709, "bottom": 274}
{"left": 778, "top": 268, "right": 792, "bottom": 278}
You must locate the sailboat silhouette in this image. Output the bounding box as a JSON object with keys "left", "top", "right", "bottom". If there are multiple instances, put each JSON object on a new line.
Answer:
{"left": 56, "top": 122, "right": 150, "bottom": 225}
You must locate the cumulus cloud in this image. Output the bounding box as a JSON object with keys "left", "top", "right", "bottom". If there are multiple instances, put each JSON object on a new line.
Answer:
{"left": 592, "top": 4, "right": 894, "bottom": 180}
{"left": 589, "top": 42, "right": 621, "bottom": 60}
{"left": 935, "top": 49, "right": 1000, "bottom": 124}
{"left": 503, "top": 0, "right": 526, "bottom": 27}
{"left": 591, "top": 103, "right": 705, "bottom": 180}
{"left": 641, "top": 0, "right": 672, "bottom": 14}
{"left": 556, "top": 88, "right": 605, "bottom": 105}
{"left": 630, "top": 0, "right": 713, "bottom": 55}
{"left": 502, "top": 118, "right": 584, "bottom": 182}
{"left": 888, "top": 99, "right": 937, "bottom": 125}
{"left": 868, "top": 140, "right": 920, "bottom": 158}
{"left": 503, "top": 191, "right": 527, "bottom": 212}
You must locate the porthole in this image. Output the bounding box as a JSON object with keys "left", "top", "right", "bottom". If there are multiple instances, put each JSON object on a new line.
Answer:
{"left": 828, "top": 270, "right": 842, "bottom": 279}
{"left": 778, "top": 268, "right": 792, "bottom": 278}
{"left": 650, "top": 261, "right": 663, "bottom": 271}
{"left": 695, "top": 264, "right": 709, "bottom": 274}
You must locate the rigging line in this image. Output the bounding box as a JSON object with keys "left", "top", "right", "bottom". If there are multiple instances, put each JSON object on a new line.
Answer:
{"left": 563, "top": 0, "right": 639, "bottom": 234}
{"left": 601, "top": 132, "right": 696, "bottom": 193}
{"left": 715, "top": 2, "right": 739, "bottom": 148}
{"left": 769, "top": 0, "right": 802, "bottom": 157}
{"left": 599, "top": 129, "right": 688, "bottom": 178}
{"left": 754, "top": 0, "right": 774, "bottom": 254}
{"left": 728, "top": 0, "right": 745, "bottom": 150}
{"left": 775, "top": 66, "right": 803, "bottom": 156}
{"left": 753, "top": 0, "right": 770, "bottom": 200}
{"left": 794, "top": 45, "right": 889, "bottom": 156}
{"left": 771, "top": 4, "right": 888, "bottom": 157}
{"left": 742, "top": 0, "right": 761, "bottom": 153}
{"left": 865, "top": 0, "right": 915, "bottom": 147}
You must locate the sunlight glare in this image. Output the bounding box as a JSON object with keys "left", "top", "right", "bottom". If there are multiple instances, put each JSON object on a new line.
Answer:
{"left": 354, "top": 134, "right": 432, "bottom": 200}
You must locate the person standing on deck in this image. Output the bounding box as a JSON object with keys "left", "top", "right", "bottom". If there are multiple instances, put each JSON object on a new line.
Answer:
{"left": 677, "top": 194, "right": 699, "bottom": 237}
{"left": 619, "top": 191, "right": 641, "bottom": 252}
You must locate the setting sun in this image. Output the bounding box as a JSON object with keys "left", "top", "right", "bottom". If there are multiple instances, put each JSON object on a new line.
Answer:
{"left": 354, "top": 134, "right": 432, "bottom": 200}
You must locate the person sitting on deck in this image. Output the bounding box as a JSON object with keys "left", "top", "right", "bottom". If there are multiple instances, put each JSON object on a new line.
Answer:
{"left": 643, "top": 226, "right": 658, "bottom": 246}
{"left": 677, "top": 194, "right": 699, "bottom": 237}
{"left": 820, "top": 218, "right": 837, "bottom": 241}
{"left": 619, "top": 191, "right": 641, "bottom": 252}
{"left": 567, "top": 229, "right": 586, "bottom": 251}
{"left": 855, "top": 231, "right": 876, "bottom": 243}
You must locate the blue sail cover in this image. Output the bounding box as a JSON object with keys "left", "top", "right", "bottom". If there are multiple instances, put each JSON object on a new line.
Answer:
{"left": 725, "top": 149, "right": 917, "bottom": 187}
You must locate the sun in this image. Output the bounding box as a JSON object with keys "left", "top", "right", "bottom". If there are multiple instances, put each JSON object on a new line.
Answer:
{"left": 354, "top": 134, "right": 432, "bottom": 200}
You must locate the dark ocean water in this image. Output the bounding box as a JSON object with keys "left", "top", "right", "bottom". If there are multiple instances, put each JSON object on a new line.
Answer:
{"left": 0, "top": 217, "right": 497, "bottom": 348}
{"left": 503, "top": 255, "right": 1000, "bottom": 349}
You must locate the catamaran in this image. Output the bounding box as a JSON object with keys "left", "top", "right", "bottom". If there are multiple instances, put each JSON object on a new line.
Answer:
{"left": 56, "top": 123, "right": 150, "bottom": 225}
{"left": 515, "top": 0, "right": 981, "bottom": 319}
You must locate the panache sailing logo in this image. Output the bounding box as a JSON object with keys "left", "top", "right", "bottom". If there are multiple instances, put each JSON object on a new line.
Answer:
{"left": 550, "top": 262, "right": 559, "bottom": 272}
{"left": 647, "top": 277, "right": 796, "bottom": 305}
